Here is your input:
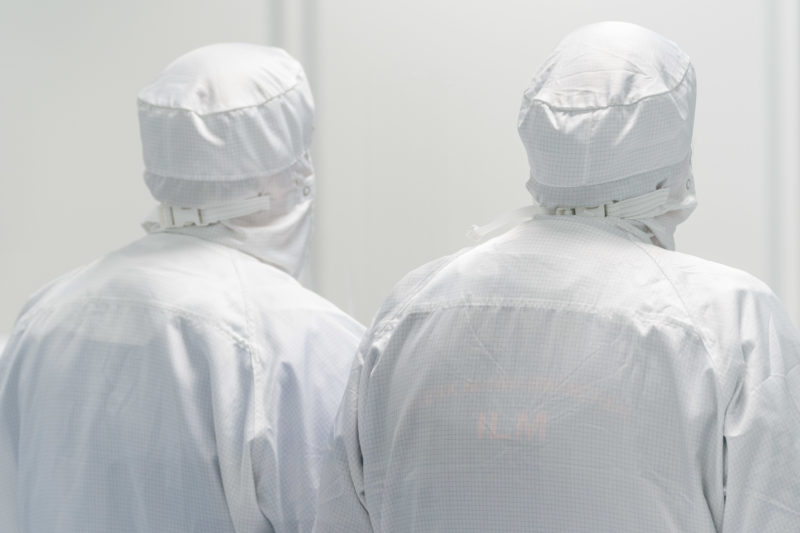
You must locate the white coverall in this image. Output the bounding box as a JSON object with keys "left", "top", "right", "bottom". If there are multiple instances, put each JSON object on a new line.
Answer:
{"left": 313, "top": 23, "right": 800, "bottom": 532}
{"left": 0, "top": 44, "right": 364, "bottom": 533}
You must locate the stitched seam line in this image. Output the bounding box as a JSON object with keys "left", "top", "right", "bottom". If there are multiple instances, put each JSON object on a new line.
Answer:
{"left": 525, "top": 62, "right": 692, "bottom": 112}
{"left": 143, "top": 152, "right": 309, "bottom": 182}
{"left": 629, "top": 238, "right": 720, "bottom": 377}
{"left": 31, "top": 296, "right": 253, "bottom": 350}
{"left": 371, "top": 249, "right": 475, "bottom": 338}
{"left": 397, "top": 298, "right": 702, "bottom": 333}
{"left": 137, "top": 75, "right": 303, "bottom": 117}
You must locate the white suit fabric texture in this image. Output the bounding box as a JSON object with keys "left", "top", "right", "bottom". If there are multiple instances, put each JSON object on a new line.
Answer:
{"left": 0, "top": 43, "right": 365, "bottom": 533}
{"left": 138, "top": 43, "right": 318, "bottom": 278}
{"left": 313, "top": 23, "right": 800, "bottom": 533}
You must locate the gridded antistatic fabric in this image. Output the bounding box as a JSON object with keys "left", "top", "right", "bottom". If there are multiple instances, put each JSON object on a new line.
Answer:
{"left": 518, "top": 22, "right": 696, "bottom": 207}
{"left": 313, "top": 218, "right": 800, "bottom": 533}
{"left": 142, "top": 153, "right": 317, "bottom": 278}
{"left": 138, "top": 43, "right": 314, "bottom": 207}
{"left": 0, "top": 232, "right": 364, "bottom": 533}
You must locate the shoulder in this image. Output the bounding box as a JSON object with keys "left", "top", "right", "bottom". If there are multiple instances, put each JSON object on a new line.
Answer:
{"left": 644, "top": 245, "right": 800, "bottom": 375}
{"left": 652, "top": 246, "right": 771, "bottom": 293}
{"left": 637, "top": 244, "right": 782, "bottom": 330}
{"left": 13, "top": 234, "right": 251, "bottom": 335}
{"left": 13, "top": 262, "right": 95, "bottom": 328}
{"left": 367, "top": 248, "right": 470, "bottom": 331}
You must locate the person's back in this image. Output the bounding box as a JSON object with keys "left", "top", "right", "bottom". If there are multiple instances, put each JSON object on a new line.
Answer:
{"left": 0, "top": 43, "right": 364, "bottom": 532}
{"left": 313, "top": 23, "right": 800, "bottom": 532}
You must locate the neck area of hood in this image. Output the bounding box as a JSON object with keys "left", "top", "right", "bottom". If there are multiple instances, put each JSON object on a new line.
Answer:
{"left": 537, "top": 155, "right": 697, "bottom": 251}
{"left": 144, "top": 195, "right": 313, "bottom": 277}
{"left": 142, "top": 157, "right": 315, "bottom": 278}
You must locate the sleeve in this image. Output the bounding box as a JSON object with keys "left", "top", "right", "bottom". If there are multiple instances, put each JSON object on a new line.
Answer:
{"left": 0, "top": 334, "right": 21, "bottom": 532}
{"left": 253, "top": 313, "right": 363, "bottom": 533}
{"left": 722, "top": 298, "right": 800, "bottom": 532}
{"left": 313, "top": 349, "right": 373, "bottom": 533}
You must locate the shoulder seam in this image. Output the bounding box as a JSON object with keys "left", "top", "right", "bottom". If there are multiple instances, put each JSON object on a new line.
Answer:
{"left": 629, "top": 239, "right": 721, "bottom": 372}
{"left": 26, "top": 296, "right": 254, "bottom": 352}
{"left": 372, "top": 249, "right": 473, "bottom": 337}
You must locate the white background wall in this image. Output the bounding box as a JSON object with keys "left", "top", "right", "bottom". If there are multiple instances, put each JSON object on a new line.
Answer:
{"left": 1, "top": 0, "right": 798, "bottom": 331}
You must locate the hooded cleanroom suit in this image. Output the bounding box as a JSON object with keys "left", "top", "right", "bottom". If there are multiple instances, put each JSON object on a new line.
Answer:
{"left": 313, "top": 23, "right": 800, "bottom": 533}
{"left": 0, "top": 44, "right": 364, "bottom": 533}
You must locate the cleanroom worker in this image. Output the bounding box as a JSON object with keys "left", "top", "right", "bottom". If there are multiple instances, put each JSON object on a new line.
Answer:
{"left": 313, "top": 22, "right": 800, "bottom": 533}
{"left": 0, "top": 43, "right": 364, "bottom": 532}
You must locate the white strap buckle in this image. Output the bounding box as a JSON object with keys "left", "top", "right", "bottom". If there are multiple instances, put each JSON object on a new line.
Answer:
{"left": 553, "top": 189, "right": 670, "bottom": 219}
{"left": 156, "top": 195, "right": 272, "bottom": 229}
{"left": 555, "top": 205, "right": 608, "bottom": 217}
{"left": 159, "top": 206, "right": 205, "bottom": 228}
{"left": 466, "top": 188, "right": 671, "bottom": 243}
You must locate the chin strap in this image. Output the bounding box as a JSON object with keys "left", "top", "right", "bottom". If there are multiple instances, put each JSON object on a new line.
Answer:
{"left": 156, "top": 195, "right": 272, "bottom": 229}
{"left": 467, "top": 188, "right": 670, "bottom": 242}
